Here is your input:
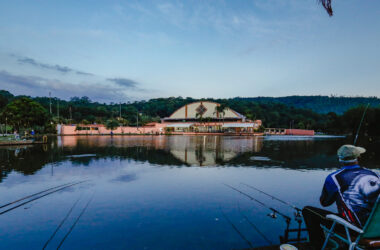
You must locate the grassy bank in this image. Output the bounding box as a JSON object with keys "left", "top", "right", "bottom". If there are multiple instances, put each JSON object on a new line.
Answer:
{"left": 0, "top": 135, "right": 16, "bottom": 141}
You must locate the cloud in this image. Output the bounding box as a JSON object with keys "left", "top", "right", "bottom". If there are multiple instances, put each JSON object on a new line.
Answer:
{"left": 2, "top": 54, "right": 154, "bottom": 100}
{"left": 0, "top": 70, "right": 46, "bottom": 88}
{"left": 0, "top": 70, "right": 130, "bottom": 103}
{"left": 107, "top": 77, "right": 152, "bottom": 93}
{"left": 13, "top": 55, "right": 93, "bottom": 76}
{"left": 107, "top": 78, "right": 139, "bottom": 88}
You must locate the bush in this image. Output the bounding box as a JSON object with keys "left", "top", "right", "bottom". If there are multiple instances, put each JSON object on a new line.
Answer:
{"left": 106, "top": 119, "right": 119, "bottom": 130}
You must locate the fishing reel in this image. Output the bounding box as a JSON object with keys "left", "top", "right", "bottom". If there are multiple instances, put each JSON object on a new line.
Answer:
{"left": 294, "top": 209, "right": 303, "bottom": 223}
{"left": 294, "top": 210, "right": 302, "bottom": 218}
{"left": 267, "top": 211, "right": 277, "bottom": 219}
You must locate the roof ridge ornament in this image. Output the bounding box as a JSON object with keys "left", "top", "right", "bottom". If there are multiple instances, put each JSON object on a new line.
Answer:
{"left": 195, "top": 103, "right": 207, "bottom": 117}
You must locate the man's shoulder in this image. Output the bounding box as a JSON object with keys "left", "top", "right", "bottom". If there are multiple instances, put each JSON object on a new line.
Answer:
{"left": 328, "top": 165, "right": 377, "bottom": 176}
{"left": 357, "top": 167, "right": 379, "bottom": 177}
{"left": 346, "top": 166, "right": 379, "bottom": 180}
{"left": 324, "top": 167, "right": 356, "bottom": 187}
{"left": 325, "top": 168, "right": 345, "bottom": 180}
{"left": 323, "top": 169, "right": 343, "bottom": 189}
{"left": 325, "top": 166, "right": 379, "bottom": 189}
{"left": 324, "top": 166, "right": 378, "bottom": 184}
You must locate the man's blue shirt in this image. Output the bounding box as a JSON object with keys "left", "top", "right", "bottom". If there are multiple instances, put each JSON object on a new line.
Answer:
{"left": 320, "top": 164, "right": 380, "bottom": 227}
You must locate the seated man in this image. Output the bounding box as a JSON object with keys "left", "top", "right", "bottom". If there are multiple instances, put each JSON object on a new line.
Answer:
{"left": 302, "top": 144, "right": 380, "bottom": 249}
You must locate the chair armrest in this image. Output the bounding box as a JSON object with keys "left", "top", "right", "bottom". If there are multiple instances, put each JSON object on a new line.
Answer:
{"left": 325, "top": 214, "right": 364, "bottom": 233}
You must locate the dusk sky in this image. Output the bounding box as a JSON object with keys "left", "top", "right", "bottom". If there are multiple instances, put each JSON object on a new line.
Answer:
{"left": 0, "top": 0, "right": 379, "bottom": 103}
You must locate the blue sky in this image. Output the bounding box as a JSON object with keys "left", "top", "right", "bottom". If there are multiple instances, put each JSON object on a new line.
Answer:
{"left": 0, "top": 0, "right": 379, "bottom": 102}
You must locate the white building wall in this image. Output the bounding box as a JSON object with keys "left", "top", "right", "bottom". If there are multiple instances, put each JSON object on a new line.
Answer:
{"left": 169, "top": 101, "right": 240, "bottom": 119}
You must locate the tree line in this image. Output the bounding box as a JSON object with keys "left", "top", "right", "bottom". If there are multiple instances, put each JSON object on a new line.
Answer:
{"left": 0, "top": 89, "right": 379, "bottom": 136}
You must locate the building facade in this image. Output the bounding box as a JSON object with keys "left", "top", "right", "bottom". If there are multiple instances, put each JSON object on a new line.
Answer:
{"left": 162, "top": 101, "right": 262, "bottom": 134}
{"left": 58, "top": 101, "right": 263, "bottom": 135}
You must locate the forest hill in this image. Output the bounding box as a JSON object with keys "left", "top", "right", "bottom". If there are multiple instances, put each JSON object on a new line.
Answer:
{"left": 0, "top": 89, "right": 379, "bottom": 136}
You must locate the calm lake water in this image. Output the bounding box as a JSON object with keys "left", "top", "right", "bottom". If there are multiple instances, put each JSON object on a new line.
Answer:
{"left": 0, "top": 135, "right": 379, "bottom": 249}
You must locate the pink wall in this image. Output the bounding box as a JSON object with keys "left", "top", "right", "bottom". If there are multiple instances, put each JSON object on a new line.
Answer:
{"left": 59, "top": 123, "right": 166, "bottom": 135}
{"left": 58, "top": 121, "right": 263, "bottom": 135}
{"left": 285, "top": 129, "right": 315, "bottom": 136}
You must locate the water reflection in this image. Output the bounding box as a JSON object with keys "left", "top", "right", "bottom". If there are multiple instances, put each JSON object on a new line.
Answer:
{"left": 1, "top": 135, "right": 379, "bottom": 183}
{"left": 0, "top": 135, "right": 379, "bottom": 249}
{"left": 59, "top": 135, "right": 264, "bottom": 166}
{"left": 166, "top": 136, "right": 263, "bottom": 166}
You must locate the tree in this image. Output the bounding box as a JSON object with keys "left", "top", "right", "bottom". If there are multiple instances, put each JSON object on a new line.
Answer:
{"left": 81, "top": 119, "right": 91, "bottom": 125}
{"left": 73, "top": 112, "right": 82, "bottom": 122}
{"left": 1, "top": 97, "right": 48, "bottom": 131}
{"left": 195, "top": 111, "right": 204, "bottom": 123}
{"left": 105, "top": 119, "right": 119, "bottom": 130}
{"left": 214, "top": 104, "right": 227, "bottom": 123}
{"left": 118, "top": 117, "right": 129, "bottom": 126}
{"left": 297, "top": 121, "right": 305, "bottom": 129}
{"left": 85, "top": 115, "right": 96, "bottom": 123}
{"left": 70, "top": 96, "right": 91, "bottom": 104}
{"left": 0, "top": 90, "right": 14, "bottom": 111}
{"left": 1, "top": 89, "right": 380, "bottom": 135}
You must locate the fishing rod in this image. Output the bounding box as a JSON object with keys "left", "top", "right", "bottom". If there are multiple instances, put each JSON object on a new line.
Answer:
{"left": 237, "top": 204, "right": 273, "bottom": 245}
{"left": 219, "top": 207, "right": 254, "bottom": 249}
{"left": 224, "top": 184, "right": 291, "bottom": 223}
{"left": 353, "top": 103, "right": 370, "bottom": 145}
{"left": 239, "top": 183, "right": 308, "bottom": 244}
{"left": 42, "top": 196, "right": 82, "bottom": 250}
{"left": 0, "top": 181, "right": 77, "bottom": 209}
{"left": 241, "top": 183, "right": 302, "bottom": 218}
{"left": 57, "top": 194, "right": 94, "bottom": 249}
{"left": 0, "top": 180, "right": 87, "bottom": 215}
{"left": 226, "top": 184, "right": 307, "bottom": 244}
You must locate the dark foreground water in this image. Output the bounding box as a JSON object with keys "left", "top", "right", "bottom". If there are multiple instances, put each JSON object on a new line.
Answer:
{"left": 0, "top": 135, "right": 379, "bottom": 250}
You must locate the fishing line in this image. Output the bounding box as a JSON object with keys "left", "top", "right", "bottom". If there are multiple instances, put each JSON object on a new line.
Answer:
{"left": 42, "top": 196, "right": 82, "bottom": 250}
{"left": 0, "top": 181, "right": 77, "bottom": 209}
{"left": 237, "top": 203, "right": 273, "bottom": 245}
{"left": 241, "top": 183, "right": 302, "bottom": 218}
{"left": 0, "top": 181, "right": 87, "bottom": 215}
{"left": 57, "top": 194, "right": 94, "bottom": 249}
{"left": 224, "top": 183, "right": 291, "bottom": 222}
{"left": 219, "top": 206, "right": 254, "bottom": 249}
{"left": 302, "top": 207, "right": 326, "bottom": 220}
{"left": 237, "top": 184, "right": 311, "bottom": 244}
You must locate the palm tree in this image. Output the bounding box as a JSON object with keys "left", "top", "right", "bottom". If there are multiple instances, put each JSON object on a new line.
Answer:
{"left": 195, "top": 111, "right": 204, "bottom": 123}
{"left": 214, "top": 104, "right": 227, "bottom": 124}
{"left": 214, "top": 104, "right": 227, "bottom": 133}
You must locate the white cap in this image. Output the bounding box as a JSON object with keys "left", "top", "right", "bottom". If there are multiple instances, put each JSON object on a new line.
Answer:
{"left": 337, "top": 144, "right": 366, "bottom": 162}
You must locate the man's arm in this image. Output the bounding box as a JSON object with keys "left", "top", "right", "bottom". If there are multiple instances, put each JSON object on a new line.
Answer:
{"left": 320, "top": 175, "right": 337, "bottom": 207}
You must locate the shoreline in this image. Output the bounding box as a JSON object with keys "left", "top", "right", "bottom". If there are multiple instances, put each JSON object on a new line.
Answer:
{"left": 0, "top": 140, "right": 47, "bottom": 146}
{"left": 57, "top": 132, "right": 265, "bottom": 136}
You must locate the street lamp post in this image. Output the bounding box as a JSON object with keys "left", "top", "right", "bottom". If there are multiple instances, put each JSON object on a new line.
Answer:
{"left": 136, "top": 112, "right": 143, "bottom": 128}
{"left": 49, "top": 92, "right": 52, "bottom": 114}
{"left": 69, "top": 106, "right": 72, "bottom": 123}
{"left": 57, "top": 99, "right": 59, "bottom": 122}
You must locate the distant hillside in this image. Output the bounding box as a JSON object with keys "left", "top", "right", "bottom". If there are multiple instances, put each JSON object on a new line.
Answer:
{"left": 236, "top": 96, "right": 380, "bottom": 114}
{"left": 2, "top": 89, "right": 380, "bottom": 136}
{"left": 2, "top": 90, "right": 378, "bottom": 115}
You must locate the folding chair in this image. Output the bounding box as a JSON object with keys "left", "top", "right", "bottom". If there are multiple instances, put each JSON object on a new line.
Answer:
{"left": 321, "top": 196, "right": 380, "bottom": 250}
